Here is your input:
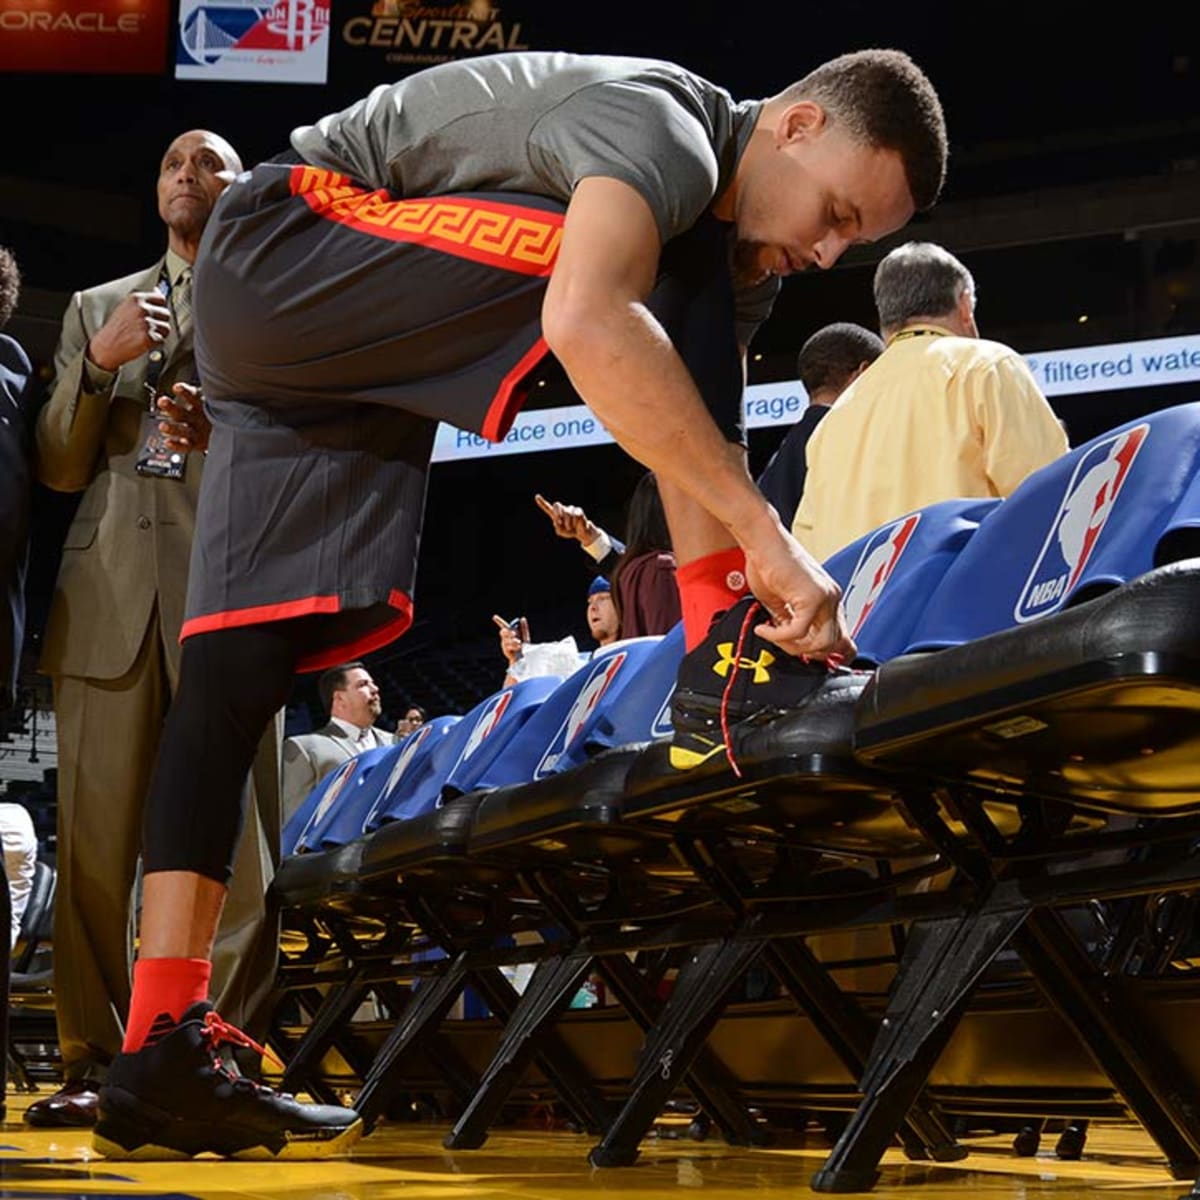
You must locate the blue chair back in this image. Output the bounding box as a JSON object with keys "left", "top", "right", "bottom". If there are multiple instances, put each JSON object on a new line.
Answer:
{"left": 302, "top": 716, "right": 461, "bottom": 849}
{"left": 283, "top": 743, "right": 393, "bottom": 856}
{"left": 441, "top": 675, "right": 564, "bottom": 797}
{"left": 586, "top": 621, "right": 686, "bottom": 748}
{"left": 1155, "top": 462, "right": 1200, "bottom": 563}
{"left": 822, "top": 498, "right": 1000, "bottom": 666}
{"left": 903, "top": 403, "right": 1200, "bottom": 651}
{"left": 366, "top": 676, "right": 563, "bottom": 829}
{"left": 473, "top": 637, "right": 665, "bottom": 789}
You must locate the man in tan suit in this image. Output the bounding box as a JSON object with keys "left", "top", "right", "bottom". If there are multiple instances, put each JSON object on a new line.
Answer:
{"left": 29, "top": 130, "right": 282, "bottom": 1127}
{"left": 282, "top": 662, "right": 396, "bottom": 824}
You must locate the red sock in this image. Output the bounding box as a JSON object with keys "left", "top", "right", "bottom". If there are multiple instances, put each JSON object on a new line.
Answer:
{"left": 676, "top": 547, "right": 749, "bottom": 650}
{"left": 123, "top": 957, "right": 212, "bottom": 1053}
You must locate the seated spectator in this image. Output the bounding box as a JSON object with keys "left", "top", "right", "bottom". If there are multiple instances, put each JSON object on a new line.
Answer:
{"left": 281, "top": 662, "right": 397, "bottom": 821}
{"left": 534, "top": 472, "right": 681, "bottom": 639}
{"left": 608, "top": 471, "right": 681, "bottom": 639}
{"left": 793, "top": 241, "right": 1069, "bottom": 561}
{"left": 495, "top": 576, "right": 620, "bottom": 687}
{"left": 395, "top": 704, "right": 427, "bottom": 740}
{"left": 755, "top": 321, "right": 884, "bottom": 522}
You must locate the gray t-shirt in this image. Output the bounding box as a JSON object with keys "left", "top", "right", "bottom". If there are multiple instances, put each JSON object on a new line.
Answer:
{"left": 291, "top": 50, "right": 779, "bottom": 342}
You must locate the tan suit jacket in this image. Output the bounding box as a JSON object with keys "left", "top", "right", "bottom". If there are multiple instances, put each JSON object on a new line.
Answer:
{"left": 36, "top": 258, "right": 200, "bottom": 681}
{"left": 35, "top": 257, "right": 284, "bottom": 1066}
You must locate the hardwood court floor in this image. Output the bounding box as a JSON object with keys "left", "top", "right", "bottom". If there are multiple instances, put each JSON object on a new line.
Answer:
{"left": 0, "top": 1091, "right": 1191, "bottom": 1200}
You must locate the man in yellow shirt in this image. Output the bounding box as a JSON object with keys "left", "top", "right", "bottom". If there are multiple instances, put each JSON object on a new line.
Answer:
{"left": 792, "top": 241, "right": 1068, "bottom": 562}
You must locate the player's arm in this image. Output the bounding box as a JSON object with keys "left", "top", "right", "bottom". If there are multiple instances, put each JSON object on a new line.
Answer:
{"left": 542, "top": 176, "right": 850, "bottom": 659}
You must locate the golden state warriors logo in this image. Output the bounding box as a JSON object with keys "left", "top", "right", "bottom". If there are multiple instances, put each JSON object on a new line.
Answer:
{"left": 177, "top": 0, "right": 330, "bottom": 83}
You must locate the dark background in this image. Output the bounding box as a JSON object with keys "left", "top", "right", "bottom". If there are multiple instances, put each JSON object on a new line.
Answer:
{"left": 2, "top": 1, "right": 1198, "bottom": 723}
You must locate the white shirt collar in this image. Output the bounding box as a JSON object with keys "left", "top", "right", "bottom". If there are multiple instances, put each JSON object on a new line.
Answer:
{"left": 329, "top": 716, "right": 374, "bottom": 743}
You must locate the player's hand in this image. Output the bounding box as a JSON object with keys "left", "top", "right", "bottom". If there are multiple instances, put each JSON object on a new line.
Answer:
{"left": 155, "top": 382, "right": 211, "bottom": 453}
{"left": 743, "top": 530, "right": 856, "bottom": 663}
{"left": 534, "top": 493, "right": 602, "bottom": 545}
{"left": 87, "top": 290, "right": 173, "bottom": 372}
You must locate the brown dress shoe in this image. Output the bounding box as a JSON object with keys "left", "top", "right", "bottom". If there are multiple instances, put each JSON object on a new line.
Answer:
{"left": 25, "top": 1079, "right": 101, "bottom": 1127}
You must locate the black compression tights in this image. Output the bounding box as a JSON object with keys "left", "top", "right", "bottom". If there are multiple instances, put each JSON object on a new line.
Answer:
{"left": 141, "top": 622, "right": 319, "bottom": 884}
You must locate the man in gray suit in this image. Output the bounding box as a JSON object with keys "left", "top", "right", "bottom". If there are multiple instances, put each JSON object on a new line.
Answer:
{"left": 29, "top": 130, "right": 282, "bottom": 1128}
{"left": 282, "top": 662, "right": 396, "bottom": 822}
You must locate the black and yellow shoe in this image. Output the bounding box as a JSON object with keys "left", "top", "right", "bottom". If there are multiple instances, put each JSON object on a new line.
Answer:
{"left": 669, "top": 596, "right": 841, "bottom": 770}
{"left": 94, "top": 1002, "right": 362, "bottom": 1160}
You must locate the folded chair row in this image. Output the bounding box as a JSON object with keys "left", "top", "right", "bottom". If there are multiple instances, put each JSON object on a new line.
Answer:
{"left": 266, "top": 400, "right": 1200, "bottom": 1194}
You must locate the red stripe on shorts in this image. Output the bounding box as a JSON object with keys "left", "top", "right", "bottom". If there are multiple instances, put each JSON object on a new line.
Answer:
{"left": 289, "top": 166, "right": 562, "bottom": 277}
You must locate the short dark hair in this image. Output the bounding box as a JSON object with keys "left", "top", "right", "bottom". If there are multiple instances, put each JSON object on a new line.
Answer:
{"left": 796, "top": 322, "right": 885, "bottom": 395}
{"left": 403, "top": 704, "right": 427, "bottom": 721}
{"left": 0, "top": 246, "right": 20, "bottom": 330}
{"left": 318, "top": 660, "right": 367, "bottom": 715}
{"left": 781, "top": 49, "right": 948, "bottom": 211}
{"left": 873, "top": 241, "right": 974, "bottom": 336}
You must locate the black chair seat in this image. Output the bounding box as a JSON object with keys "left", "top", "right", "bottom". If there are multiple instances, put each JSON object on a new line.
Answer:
{"left": 621, "top": 674, "right": 945, "bottom": 856}
{"left": 357, "top": 790, "right": 488, "bottom": 880}
{"left": 855, "top": 562, "right": 1200, "bottom": 814}
{"left": 271, "top": 841, "right": 368, "bottom": 910}
{"left": 468, "top": 746, "right": 643, "bottom": 860}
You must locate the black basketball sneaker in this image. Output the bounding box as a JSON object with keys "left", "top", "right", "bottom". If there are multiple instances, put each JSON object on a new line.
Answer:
{"left": 94, "top": 1002, "right": 363, "bottom": 1160}
{"left": 669, "top": 595, "right": 848, "bottom": 771}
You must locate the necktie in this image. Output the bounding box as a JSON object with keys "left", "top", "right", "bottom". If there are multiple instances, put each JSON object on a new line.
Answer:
{"left": 172, "top": 267, "right": 193, "bottom": 341}
{"left": 357, "top": 727, "right": 374, "bottom": 748}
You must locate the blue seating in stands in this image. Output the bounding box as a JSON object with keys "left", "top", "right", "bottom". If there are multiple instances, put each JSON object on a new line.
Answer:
{"left": 821, "top": 498, "right": 1000, "bottom": 667}
{"left": 472, "top": 636, "right": 666, "bottom": 790}
{"left": 282, "top": 743, "right": 393, "bottom": 857}
{"left": 901, "top": 403, "right": 1200, "bottom": 652}
{"left": 367, "top": 675, "right": 563, "bottom": 828}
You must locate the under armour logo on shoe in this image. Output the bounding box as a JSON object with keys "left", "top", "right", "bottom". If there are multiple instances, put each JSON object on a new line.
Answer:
{"left": 712, "top": 642, "right": 775, "bottom": 683}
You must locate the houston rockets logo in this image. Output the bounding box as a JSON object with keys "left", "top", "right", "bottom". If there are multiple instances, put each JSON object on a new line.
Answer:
{"left": 454, "top": 690, "right": 513, "bottom": 771}
{"left": 535, "top": 653, "right": 627, "bottom": 779}
{"left": 842, "top": 513, "right": 920, "bottom": 637}
{"left": 1015, "top": 424, "right": 1149, "bottom": 623}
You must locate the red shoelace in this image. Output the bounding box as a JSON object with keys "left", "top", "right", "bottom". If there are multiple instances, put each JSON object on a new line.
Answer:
{"left": 718, "top": 602, "right": 847, "bottom": 780}
{"left": 202, "top": 1010, "right": 284, "bottom": 1073}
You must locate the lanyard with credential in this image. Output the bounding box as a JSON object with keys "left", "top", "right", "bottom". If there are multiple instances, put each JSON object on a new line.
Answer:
{"left": 144, "top": 267, "right": 172, "bottom": 397}
{"left": 887, "top": 327, "right": 948, "bottom": 346}
{"left": 134, "top": 268, "right": 187, "bottom": 481}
